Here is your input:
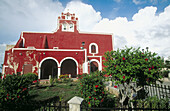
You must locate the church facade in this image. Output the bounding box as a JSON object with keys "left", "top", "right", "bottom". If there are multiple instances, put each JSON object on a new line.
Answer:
{"left": 2, "top": 12, "right": 113, "bottom": 79}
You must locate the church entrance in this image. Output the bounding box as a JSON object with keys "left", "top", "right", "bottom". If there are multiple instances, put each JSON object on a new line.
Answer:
{"left": 41, "top": 59, "right": 58, "bottom": 79}
{"left": 61, "top": 59, "right": 77, "bottom": 78}
{"left": 90, "top": 61, "right": 98, "bottom": 73}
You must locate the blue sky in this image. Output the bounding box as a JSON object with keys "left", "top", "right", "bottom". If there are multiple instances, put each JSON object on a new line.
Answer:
{"left": 0, "top": 0, "right": 170, "bottom": 72}
{"left": 58, "top": 0, "right": 170, "bottom": 20}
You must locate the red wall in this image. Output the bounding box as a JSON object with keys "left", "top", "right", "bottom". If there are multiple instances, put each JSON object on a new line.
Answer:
{"left": 3, "top": 12, "right": 113, "bottom": 77}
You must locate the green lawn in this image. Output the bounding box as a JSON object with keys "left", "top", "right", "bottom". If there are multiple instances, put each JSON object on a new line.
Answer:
{"left": 29, "top": 81, "right": 81, "bottom": 102}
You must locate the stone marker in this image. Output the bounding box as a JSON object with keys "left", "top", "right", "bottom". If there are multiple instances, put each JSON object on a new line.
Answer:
{"left": 68, "top": 96, "right": 84, "bottom": 111}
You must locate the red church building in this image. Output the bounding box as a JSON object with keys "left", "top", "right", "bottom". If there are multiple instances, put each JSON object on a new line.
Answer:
{"left": 2, "top": 12, "right": 113, "bottom": 79}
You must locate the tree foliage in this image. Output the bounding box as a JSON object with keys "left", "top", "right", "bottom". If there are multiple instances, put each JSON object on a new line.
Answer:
{"left": 104, "top": 47, "right": 163, "bottom": 86}
{"left": 103, "top": 47, "right": 164, "bottom": 105}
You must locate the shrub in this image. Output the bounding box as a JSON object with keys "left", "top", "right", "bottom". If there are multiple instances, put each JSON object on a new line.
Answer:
{"left": 0, "top": 73, "right": 39, "bottom": 109}
{"left": 77, "top": 73, "right": 87, "bottom": 79}
{"left": 0, "top": 74, "right": 33, "bottom": 107}
{"left": 79, "top": 71, "right": 107, "bottom": 107}
{"left": 59, "top": 74, "right": 72, "bottom": 83}
{"left": 134, "top": 96, "right": 169, "bottom": 109}
{"left": 22, "top": 73, "right": 38, "bottom": 86}
{"left": 50, "top": 78, "right": 54, "bottom": 86}
{"left": 54, "top": 77, "right": 60, "bottom": 83}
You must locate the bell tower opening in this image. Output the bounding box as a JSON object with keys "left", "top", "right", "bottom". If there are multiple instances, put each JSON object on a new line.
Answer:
{"left": 58, "top": 12, "right": 78, "bottom": 32}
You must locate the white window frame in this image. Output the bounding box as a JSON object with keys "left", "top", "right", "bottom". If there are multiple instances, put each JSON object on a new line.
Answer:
{"left": 89, "top": 43, "right": 98, "bottom": 54}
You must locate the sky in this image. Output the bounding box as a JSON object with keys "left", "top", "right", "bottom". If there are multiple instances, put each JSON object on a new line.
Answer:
{"left": 0, "top": 0, "right": 170, "bottom": 71}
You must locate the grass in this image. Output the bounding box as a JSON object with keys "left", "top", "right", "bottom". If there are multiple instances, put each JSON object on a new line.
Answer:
{"left": 29, "top": 81, "right": 81, "bottom": 102}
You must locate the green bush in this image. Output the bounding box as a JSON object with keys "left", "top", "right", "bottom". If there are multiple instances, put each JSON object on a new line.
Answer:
{"left": 59, "top": 74, "right": 72, "bottom": 83}
{"left": 135, "top": 96, "right": 169, "bottom": 109}
{"left": 0, "top": 74, "right": 35, "bottom": 108}
{"left": 79, "top": 71, "right": 107, "bottom": 107}
{"left": 77, "top": 73, "right": 87, "bottom": 79}
{"left": 50, "top": 78, "right": 54, "bottom": 86}
{"left": 22, "top": 73, "right": 38, "bottom": 82}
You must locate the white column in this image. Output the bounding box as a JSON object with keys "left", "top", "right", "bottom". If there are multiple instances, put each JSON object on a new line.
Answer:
{"left": 58, "top": 67, "right": 61, "bottom": 79}
{"left": 83, "top": 62, "right": 88, "bottom": 73}
{"left": 99, "top": 56, "right": 102, "bottom": 71}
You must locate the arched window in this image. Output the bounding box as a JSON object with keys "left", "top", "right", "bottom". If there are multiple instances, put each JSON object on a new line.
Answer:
{"left": 90, "top": 61, "right": 98, "bottom": 73}
{"left": 91, "top": 45, "right": 96, "bottom": 53}
{"left": 89, "top": 43, "right": 98, "bottom": 54}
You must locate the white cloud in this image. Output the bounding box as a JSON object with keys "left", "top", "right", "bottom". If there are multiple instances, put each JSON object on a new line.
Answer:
{"left": 64, "top": 1, "right": 102, "bottom": 31}
{"left": 93, "top": 5, "right": 170, "bottom": 58}
{"left": 0, "top": 0, "right": 64, "bottom": 71}
{"left": 0, "top": 0, "right": 64, "bottom": 43}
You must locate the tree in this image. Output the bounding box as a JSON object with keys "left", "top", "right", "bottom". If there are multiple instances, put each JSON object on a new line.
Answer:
{"left": 103, "top": 46, "right": 164, "bottom": 107}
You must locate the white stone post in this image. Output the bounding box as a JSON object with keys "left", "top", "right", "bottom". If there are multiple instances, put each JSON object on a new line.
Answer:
{"left": 69, "top": 74, "right": 71, "bottom": 78}
{"left": 67, "top": 96, "right": 84, "bottom": 111}
{"left": 49, "top": 75, "right": 51, "bottom": 80}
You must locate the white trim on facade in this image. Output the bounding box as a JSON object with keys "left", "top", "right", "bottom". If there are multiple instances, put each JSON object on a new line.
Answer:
{"left": 38, "top": 57, "right": 60, "bottom": 79}
{"left": 87, "top": 56, "right": 102, "bottom": 58}
{"left": 21, "top": 32, "right": 25, "bottom": 47}
{"left": 89, "top": 43, "right": 99, "bottom": 54}
{"left": 2, "top": 65, "right": 8, "bottom": 79}
{"left": 83, "top": 49, "right": 88, "bottom": 73}
{"left": 59, "top": 57, "right": 79, "bottom": 77}
{"left": 37, "top": 49, "right": 84, "bottom": 52}
{"left": 56, "top": 18, "right": 60, "bottom": 31}
{"left": 84, "top": 49, "right": 87, "bottom": 62}
{"left": 112, "top": 34, "right": 114, "bottom": 50}
{"left": 100, "top": 56, "right": 102, "bottom": 71}
{"left": 12, "top": 48, "right": 85, "bottom": 52}
{"left": 2, "top": 65, "right": 8, "bottom": 75}
{"left": 22, "top": 31, "right": 53, "bottom": 34}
